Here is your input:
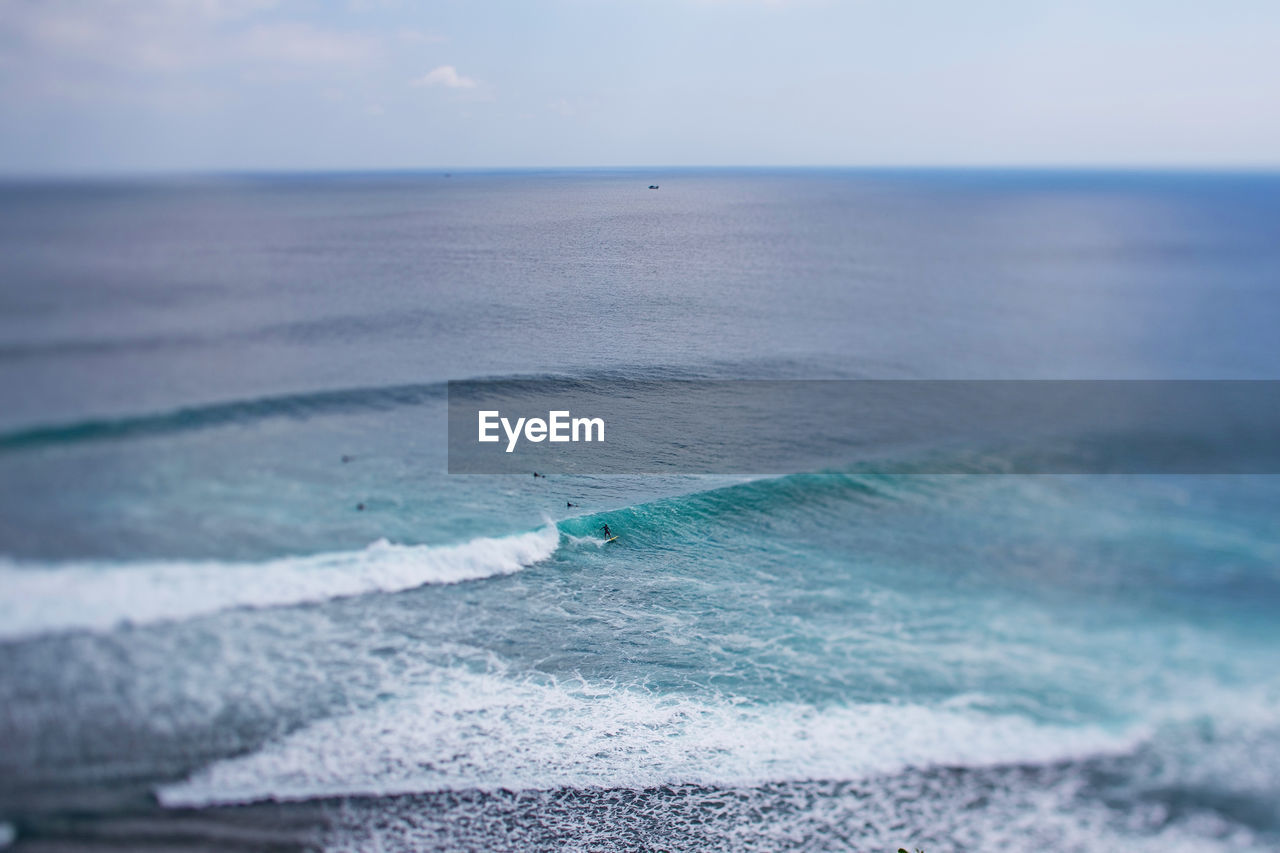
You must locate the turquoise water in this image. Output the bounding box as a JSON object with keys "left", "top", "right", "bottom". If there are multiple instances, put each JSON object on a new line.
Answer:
{"left": 1, "top": 170, "right": 1278, "bottom": 851}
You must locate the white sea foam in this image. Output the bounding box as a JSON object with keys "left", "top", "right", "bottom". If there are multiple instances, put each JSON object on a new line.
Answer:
{"left": 0, "top": 527, "right": 559, "bottom": 640}
{"left": 158, "top": 666, "right": 1142, "bottom": 807}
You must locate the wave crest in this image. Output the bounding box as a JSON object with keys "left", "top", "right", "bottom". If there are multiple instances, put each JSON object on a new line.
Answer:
{"left": 0, "top": 526, "right": 559, "bottom": 641}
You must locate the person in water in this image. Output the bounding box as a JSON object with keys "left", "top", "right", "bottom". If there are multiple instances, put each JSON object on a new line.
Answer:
{"left": 601, "top": 523, "right": 611, "bottom": 539}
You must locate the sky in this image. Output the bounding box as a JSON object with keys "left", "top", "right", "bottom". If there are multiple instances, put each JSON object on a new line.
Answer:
{"left": 0, "top": 0, "right": 1278, "bottom": 174}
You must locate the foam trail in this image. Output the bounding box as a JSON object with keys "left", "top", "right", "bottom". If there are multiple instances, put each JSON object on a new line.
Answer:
{"left": 158, "top": 668, "right": 1141, "bottom": 807}
{"left": 0, "top": 527, "right": 559, "bottom": 641}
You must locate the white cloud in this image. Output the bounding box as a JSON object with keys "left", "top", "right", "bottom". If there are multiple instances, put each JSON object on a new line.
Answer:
{"left": 410, "top": 65, "right": 478, "bottom": 90}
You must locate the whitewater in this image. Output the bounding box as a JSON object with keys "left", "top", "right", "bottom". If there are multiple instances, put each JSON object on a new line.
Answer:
{"left": 0, "top": 526, "right": 559, "bottom": 640}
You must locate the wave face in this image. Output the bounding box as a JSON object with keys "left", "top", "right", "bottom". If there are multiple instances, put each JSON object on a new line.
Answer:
{"left": 0, "top": 469, "right": 906, "bottom": 642}
{"left": 156, "top": 666, "right": 1139, "bottom": 807}
{"left": 0, "top": 526, "right": 559, "bottom": 640}
{"left": 0, "top": 469, "right": 892, "bottom": 643}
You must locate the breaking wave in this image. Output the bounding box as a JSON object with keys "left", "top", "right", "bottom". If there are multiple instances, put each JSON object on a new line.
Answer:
{"left": 0, "top": 526, "right": 559, "bottom": 641}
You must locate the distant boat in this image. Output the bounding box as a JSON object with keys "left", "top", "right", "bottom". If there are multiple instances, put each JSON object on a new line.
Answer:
{"left": 648, "top": 185, "right": 659, "bottom": 189}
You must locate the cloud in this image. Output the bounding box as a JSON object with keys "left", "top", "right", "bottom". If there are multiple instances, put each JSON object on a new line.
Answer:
{"left": 411, "top": 65, "right": 478, "bottom": 90}
{"left": 237, "top": 22, "right": 375, "bottom": 64}
{"left": 0, "top": 1, "right": 371, "bottom": 75}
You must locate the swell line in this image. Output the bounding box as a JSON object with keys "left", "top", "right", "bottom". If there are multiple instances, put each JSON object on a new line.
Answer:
{"left": 0, "top": 366, "right": 721, "bottom": 453}
{"left": 0, "top": 382, "right": 447, "bottom": 453}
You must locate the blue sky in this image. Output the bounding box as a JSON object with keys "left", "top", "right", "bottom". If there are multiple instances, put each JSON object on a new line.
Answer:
{"left": 0, "top": 0, "right": 1277, "bottom": 173}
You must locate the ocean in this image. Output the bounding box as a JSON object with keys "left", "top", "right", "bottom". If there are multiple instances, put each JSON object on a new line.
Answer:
{"left": 0, "top": 169, "right": 1278, "bottom": 851}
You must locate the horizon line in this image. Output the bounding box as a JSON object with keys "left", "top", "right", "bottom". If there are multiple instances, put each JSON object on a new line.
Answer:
{"left": 3, "top": 163, "right": 1280, "bottom": 183}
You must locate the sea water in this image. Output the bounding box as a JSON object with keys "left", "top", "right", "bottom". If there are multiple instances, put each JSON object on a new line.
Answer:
{"left": 0, "top": 170, "right": 1278, "bottom": 851}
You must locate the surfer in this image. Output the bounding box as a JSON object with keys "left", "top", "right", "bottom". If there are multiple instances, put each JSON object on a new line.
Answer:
{"left": 567, "top": 501, "right": 577, "bottom": 508}
{"left": 600, "top": 523, "right": 611, "bottom": 539}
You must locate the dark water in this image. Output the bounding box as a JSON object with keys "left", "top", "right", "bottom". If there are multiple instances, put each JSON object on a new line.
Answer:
{"left": 0, "top": 170, "right": 1278, "bottom": 851}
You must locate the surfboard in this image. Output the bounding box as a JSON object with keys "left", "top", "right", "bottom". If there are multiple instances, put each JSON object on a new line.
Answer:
{"left": 604, "top": 536, "right": 618, "bottom": 543}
